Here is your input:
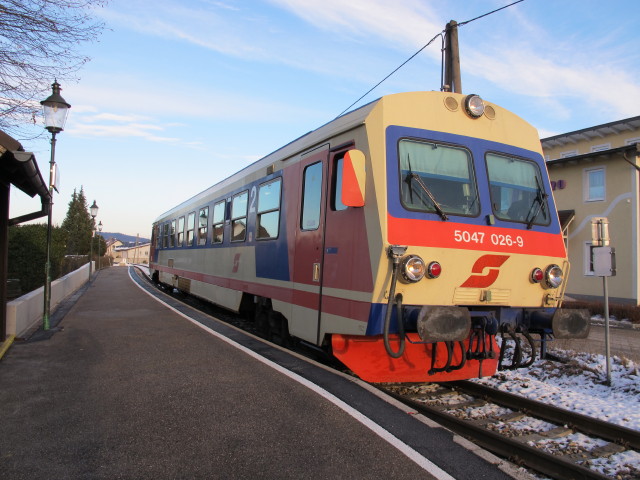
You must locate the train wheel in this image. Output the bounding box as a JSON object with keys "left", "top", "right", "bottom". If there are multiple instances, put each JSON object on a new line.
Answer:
{"left": 255, "top": 306, "right": 270, "bottom": 339}
{"left": 269, "top": 311, "right": 292, "bottom": 348}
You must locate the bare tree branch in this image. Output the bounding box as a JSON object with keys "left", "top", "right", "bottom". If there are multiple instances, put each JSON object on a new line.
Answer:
{"left": 0, "top": 0, "right": 107, "bottom": 136}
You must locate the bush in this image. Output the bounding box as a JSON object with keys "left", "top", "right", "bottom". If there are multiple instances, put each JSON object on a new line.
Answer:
{"left": 8, "top": 224, "right": 68, "bottom": 293}
{"left": 562, "top": 300, "right": 640, "bottom": 324}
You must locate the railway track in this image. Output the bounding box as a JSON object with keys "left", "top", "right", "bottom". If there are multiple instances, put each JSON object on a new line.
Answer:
{"left": 378, "top": 381, "right": 640, "bottom": 480}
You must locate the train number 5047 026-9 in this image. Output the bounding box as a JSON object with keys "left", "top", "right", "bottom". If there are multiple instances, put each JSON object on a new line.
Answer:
{"left": 454, "top": 230, "right": 524, "bottom": 248}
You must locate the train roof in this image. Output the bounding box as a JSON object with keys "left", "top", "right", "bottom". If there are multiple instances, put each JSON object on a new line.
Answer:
{"left": 154, "top": 96, "right": 381, "bottom": 223}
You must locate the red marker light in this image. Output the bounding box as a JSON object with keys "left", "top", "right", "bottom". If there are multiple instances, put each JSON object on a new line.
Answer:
{"left": 427, "top": 262, "right": 442, "bottom": 278}
{"left": 531, "top": 268, "right": 544, "bottom": 283}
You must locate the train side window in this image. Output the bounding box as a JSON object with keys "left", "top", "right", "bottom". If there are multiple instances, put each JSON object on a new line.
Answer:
{"left": 198, "top": 207, "right": 209, "bottom": 245}
{"left": 212, "top": 200, "right": 225, "bottom": 244}
{"left": 231, "top": 191, "right": 248, "bottom": 242}
{"left": 177, "top": 216, "right": 185, "bottom": 246}
{"left": 169, "top": 220, "right": 176, "bottom": 248}
{"left": 162, "top": 222, "right": 169, "bottom": 248}
{"left": 186, "top": 212, "right": 196, "bottom": 246}
{"left": 301, "top": 162, "right": 322, "bottom": 230}
{"left": 153, "top": 224, "right": 160, "bottom": 249}
{"left": 257, "top": 178, "right": 282, "bottom": 239}
{"left": 332, "top": 156, "right": 347, "bottom": 211}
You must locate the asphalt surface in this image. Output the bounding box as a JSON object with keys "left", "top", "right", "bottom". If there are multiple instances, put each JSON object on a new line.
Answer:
{"left": 0, "top": 267, "right": 520, "bottom": 480}
{"left": 552, "top": 322, "right": 640, "bottom": 362}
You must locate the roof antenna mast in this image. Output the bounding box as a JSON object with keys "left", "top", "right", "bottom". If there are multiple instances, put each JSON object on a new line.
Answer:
{"left": 443, "top": 20, "right": 462, "bottom": 94}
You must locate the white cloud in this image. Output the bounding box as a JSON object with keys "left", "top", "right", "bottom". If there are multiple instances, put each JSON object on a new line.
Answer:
{"left": 465, "top": 45, "right": 640, "bottom": 120}
{"left": 267, "top": 0, "right": 442, "bottom": 49}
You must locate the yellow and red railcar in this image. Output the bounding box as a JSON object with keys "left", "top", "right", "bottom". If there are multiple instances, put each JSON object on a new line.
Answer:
{"left": 150, "top": 91, "right": 589, "bottom": 383}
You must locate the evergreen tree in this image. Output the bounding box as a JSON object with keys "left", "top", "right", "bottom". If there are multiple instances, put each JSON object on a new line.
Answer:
{"left": 61, "top": 187, "right": 94, "bottom": 255}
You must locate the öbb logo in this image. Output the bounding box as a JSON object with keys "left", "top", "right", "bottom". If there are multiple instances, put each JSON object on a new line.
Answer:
{"left": 460, "top": 254, "right": 510, "bottom": 288}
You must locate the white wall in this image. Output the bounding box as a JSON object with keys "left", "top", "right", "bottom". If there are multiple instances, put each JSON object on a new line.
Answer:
{"left": 6, "top": 263, "right": 92, "bottom": 338}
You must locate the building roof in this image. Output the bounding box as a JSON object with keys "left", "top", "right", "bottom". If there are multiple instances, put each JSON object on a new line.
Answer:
{"left": 541, "top": 116, "right": 640, "bottom": 149}
{"left": 546, "top": 143, "right": 639, "bottom": 167}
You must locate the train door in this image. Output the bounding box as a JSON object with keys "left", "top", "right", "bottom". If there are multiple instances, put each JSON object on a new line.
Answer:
{"left": 318, "top": 148, "right": 374, "bottom": 341}
{"left": 290, "top": 146, "right": 329, "bottom": 344}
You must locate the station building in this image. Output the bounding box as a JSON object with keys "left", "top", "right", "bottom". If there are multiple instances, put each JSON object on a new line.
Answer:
{"left": 542, "top": 116, "right": 640, "bottom": 304}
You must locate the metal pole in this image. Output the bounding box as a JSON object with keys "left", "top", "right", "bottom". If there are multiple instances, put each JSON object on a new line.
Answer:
{"left": 445, "top": 20, "right": 462, "bottom": 94}
{"left": 89, "top": 230, "right": 93, "bottom": 282}
{"left": 603, "top": 276, "right": 612, "bottom": 385}
{"left": 1, "top": 183, "right": 9, "bottom": 341}
{"left": 43, "top": 132, "right": 56, "bottom": 331}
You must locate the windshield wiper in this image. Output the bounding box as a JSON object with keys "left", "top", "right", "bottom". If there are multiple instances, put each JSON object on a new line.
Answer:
{"left": 404, "top": 156, "right": 448, "bottom": 221}
{"left": 525, "top": 175, "right": 548, "bottom": 229}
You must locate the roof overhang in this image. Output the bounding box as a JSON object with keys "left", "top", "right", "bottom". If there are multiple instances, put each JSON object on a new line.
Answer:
{"left": 546, "top": 143, "right": 639, "bottom": 167}
{"left": 541, "top": 116, "right": 640, "bottom": 149}
{"left": 0, "top": 130, "right": 51, "bottom": 225}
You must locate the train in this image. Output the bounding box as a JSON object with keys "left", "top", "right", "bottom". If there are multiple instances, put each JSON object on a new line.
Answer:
{"left": 150, "top": 90, "right": 590, "bottom": 383}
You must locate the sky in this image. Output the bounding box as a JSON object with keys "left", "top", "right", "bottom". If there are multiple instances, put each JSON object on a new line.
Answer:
{"left": 9, "top": 0, "right": 640, "bottom": 237}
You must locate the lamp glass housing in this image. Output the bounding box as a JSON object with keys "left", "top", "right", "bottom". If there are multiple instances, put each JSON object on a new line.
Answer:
{"left": 90, "top": 201, "right": 99, "bottom": 218}
{"left": 41, "top": 81, "right": 71, "bottom": 133}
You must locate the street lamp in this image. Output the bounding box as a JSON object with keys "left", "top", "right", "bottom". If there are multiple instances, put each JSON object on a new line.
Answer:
{"left": 41, "top": 80, "right": 71, "bottom": 331}
{"left": 89, "top": 200, "right": 98, "bottom": 280}
{"left": 97, "top": 221, "right": 103, "bottom": 271}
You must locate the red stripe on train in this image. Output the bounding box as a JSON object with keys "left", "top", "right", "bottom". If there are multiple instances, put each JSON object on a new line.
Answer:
{"left": 387, "top": 214, "right": 566, "bottom": 257}
{"left": 153, "top": 265, "right": 369, "bottom": 322}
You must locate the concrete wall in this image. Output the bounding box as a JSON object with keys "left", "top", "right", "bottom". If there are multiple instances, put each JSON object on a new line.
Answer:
{"left": 6, "top": 263, "right": 92, "bottom": 338}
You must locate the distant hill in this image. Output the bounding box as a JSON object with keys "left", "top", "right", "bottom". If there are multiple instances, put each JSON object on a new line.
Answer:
{"left": 101, "top": 232, "right": 150, "bottom": 245}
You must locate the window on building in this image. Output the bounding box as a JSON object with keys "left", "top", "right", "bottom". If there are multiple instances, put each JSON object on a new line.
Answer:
{"left": 177, "top": 216, "right": 185, "bottom": 246}
{"left": 186, "top": 212, "right": 196, "bottom": 246}
{"left": 198, "top": 207, "right": 209, "bottom": 245}
{"left": 584, "top": 167, "right": 605, "bottom": 202}
{"left": 560, "top": 150, "right": 578, "bottom": 158}
{"left": 301, "top": 162, "right": 323, "bottom": 230}
{"left": 625, "top": 137, "right": 640, "bottom": 146}
{"left": 212, "top": 200, "right": 225, "bottom": 243}
{"left": 257, "top": 178, "right": 282, "bottom": 239}
{"left": 591, "top": 143, "right": 610, "bottom": 153}
{"left": 231, "top": 191, "right": 248, "bottom": 241}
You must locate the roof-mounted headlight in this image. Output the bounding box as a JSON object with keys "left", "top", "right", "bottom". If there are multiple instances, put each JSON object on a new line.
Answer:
{"left": 464, "top": 94, "right": 485, "bottom": 118}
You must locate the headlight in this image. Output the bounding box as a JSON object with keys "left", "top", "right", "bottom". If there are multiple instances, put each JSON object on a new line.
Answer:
{"left": 545, "top": 264, "right": 563, "bottom": 288}
{"left": 400, "top": 255, "right": 426, "bottom": 283}
{"left": 464, "top": 94, "right": 485, "bottom": 118}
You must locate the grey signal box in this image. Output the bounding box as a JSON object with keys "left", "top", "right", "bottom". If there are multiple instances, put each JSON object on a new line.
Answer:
{"left": 593, "top": 246, "right": 616, "bottom": 277}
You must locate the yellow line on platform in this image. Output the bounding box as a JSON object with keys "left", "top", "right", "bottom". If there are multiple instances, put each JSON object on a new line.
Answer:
{"left": 0, "top": 335, "right": 15, "bottom": 361}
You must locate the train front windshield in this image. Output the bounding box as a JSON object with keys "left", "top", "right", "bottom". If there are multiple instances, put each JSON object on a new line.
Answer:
{"left": 399, "top": 139, "right": 480, "bottom": 217}
{"left": 486, "top": 153, "right": 550, "bottom": 226}
{"left": 398, "top": 138, "right": 550, "bottom": 227}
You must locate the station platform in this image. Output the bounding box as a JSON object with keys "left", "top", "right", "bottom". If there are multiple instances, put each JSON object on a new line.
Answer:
{"left": 0, "top": 267, "right": 527, "bottom": 480}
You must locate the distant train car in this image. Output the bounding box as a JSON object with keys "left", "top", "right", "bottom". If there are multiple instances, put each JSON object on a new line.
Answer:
{"left": 150, "top": 91, "right": 589, "bottom": 383}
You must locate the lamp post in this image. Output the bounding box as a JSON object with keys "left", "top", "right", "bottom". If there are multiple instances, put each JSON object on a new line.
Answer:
{"left": 89, "top": 200, "right": 98, "bottom": 281}
{"left": 97, "top": 221, "right": 103, "bottom": 271}
{"left": 41, "top": 80, "right": 71, "bottom": 331}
